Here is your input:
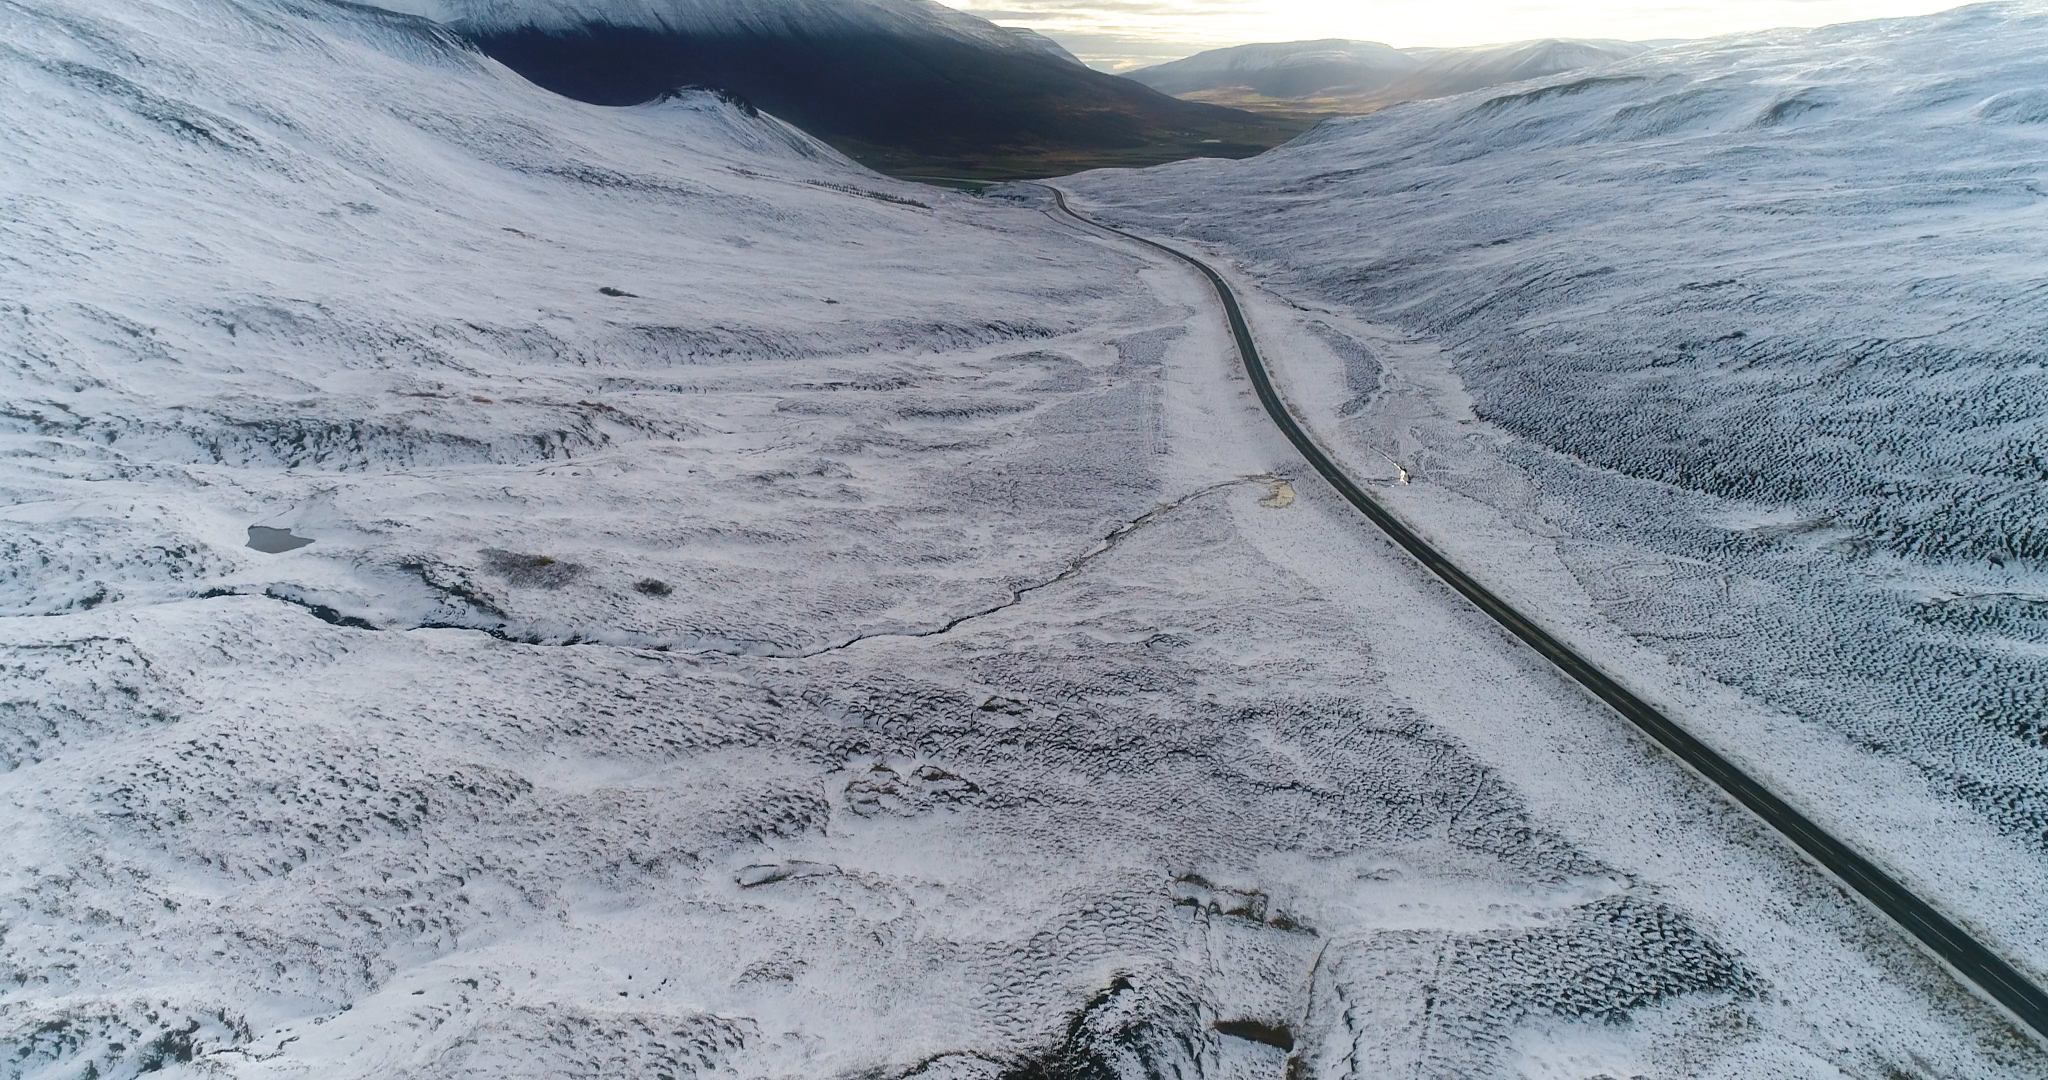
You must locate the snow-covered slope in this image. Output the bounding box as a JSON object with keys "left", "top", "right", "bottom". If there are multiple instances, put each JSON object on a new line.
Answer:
{"left": 3, "top": 0, "right": 2044, "bottom": 1077}
{"left": 1126, "top": 36, "right": 1648, "bottom": 114}
{"left": 0, "top": 0, "right": 1159, "bottom": 661}
{"left": 1003, "top": 25, "right": 1087, "bottom": 68}
{"left": 0, "top": 2, "right": 1226, "bottom": 1070}
{"left": 1125, "top": 39, "right": 1422, "bottom": 98}
{"left": 1392, "top": 38, "right": 1651, "bottom": 99}
{"left": 1073, "top": 0, "right": 2048, "bottom": 991}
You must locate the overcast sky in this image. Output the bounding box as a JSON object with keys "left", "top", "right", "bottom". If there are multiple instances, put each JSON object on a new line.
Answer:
{"left": 950, "top": 1, "right": 1967, "bottom": 68}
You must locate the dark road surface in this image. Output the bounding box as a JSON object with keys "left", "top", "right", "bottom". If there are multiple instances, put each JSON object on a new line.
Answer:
{"left": 1038, "top": 184, "right": 2048, "bottom": 1044}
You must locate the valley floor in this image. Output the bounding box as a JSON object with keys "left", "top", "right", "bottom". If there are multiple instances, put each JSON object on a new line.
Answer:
{"left": 838, "top": 125, "right": 1316, "bottom": 187}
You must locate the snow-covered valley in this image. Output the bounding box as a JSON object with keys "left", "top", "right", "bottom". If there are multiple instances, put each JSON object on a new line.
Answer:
{"left": 1070, "top": 0, "right": 2048, "bottom": 1036}
{"left": 3, "top": 0, "right": 2046, "bottom": 1078}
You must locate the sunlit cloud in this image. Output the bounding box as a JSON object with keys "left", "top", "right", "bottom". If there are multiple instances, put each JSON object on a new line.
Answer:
{"left": 949, "top": 1, "right": 1972, "bottom": 69}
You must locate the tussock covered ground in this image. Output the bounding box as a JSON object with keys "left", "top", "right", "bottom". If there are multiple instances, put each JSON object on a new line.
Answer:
{"left": 1, "top": 0, "right": 2044, "bottom": 1078}
{"left": 1069, "top": 0, "right": 2048, "bottom": 1010}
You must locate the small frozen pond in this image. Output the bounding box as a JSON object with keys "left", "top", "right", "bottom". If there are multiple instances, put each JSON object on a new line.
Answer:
{"left": 247, "top": 526, "right": 314, "bottom": 553}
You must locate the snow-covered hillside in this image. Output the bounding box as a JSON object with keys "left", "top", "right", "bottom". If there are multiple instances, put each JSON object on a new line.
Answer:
{"left": 0, "top": 0, "right": 1140, "bottom": 645}
{"left": 2, "top": 0, "right": 2044, "bottom": 1077}
{"left": 1003, "top": 26, "right": 1086, "bottom": 68}
{"left": 1390, "top": 38, "right": 1650, "bottom": 100}
{"left": 1125, "top": 39, "right": 1422, "bottom": 98}
{"left": 1073, "top": 0, "right": 2048, "bottom": 1002}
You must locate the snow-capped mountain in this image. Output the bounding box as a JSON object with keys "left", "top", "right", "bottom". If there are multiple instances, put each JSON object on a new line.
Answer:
{"left": 1074, "top": 0, "right": 2048, "bottom": 1000}
{"left": 1127, "top": 36, "right": 1648, "bottom": 114}
{"left": 1126, "top": 39, "right": 1424, "bottom": 98}
{"left": 1393, "top": 37, "right": 1651, "bottom": 99}
{"left": 367, "top": 0, "right": 1297, "bottom": 172}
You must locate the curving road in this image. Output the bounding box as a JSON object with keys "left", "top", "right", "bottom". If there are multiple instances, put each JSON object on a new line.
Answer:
{"left": 1038, "top": 184, "right": 2048, "bottom": 1043}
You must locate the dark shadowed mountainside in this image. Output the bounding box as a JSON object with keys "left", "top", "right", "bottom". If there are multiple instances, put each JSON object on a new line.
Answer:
{"left": 438, "top": 1, "right": 1306, "bottom": 179}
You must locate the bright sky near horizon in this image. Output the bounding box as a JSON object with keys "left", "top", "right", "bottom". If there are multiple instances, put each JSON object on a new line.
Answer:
{"left": 948, "top": 1, "right": 1969, "bottom": 68}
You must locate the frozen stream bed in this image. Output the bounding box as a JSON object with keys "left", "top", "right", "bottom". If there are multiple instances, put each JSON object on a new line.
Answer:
{"left": 0, "top": 1, "right": 2042, "bottom": 1078}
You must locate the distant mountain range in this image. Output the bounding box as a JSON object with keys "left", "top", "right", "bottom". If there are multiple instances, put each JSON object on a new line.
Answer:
{"left": 372, "top": 0, "right": 1304, "bottom": 178}
{"left": 1125, "top": 37, "right": 1650, "bottom": 116}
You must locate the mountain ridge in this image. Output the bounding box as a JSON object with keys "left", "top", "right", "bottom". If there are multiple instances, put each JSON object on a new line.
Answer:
{"left": 363, "top": 0, "right": 1305, "bottom": 177}
{"left": 1127, "top": 35, "right": 1650, "bottom": 116}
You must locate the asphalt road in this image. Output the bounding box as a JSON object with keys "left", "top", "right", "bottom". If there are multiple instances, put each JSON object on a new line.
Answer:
{"left": 1038, "top": 183, "right": 2048, "bottom": 1044}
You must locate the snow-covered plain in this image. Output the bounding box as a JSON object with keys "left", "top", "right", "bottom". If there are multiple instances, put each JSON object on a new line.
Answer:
{"left": 2, "top": 0, "right": 2044, "bottom": 1077}
{"left": 1070, "top": 0, "right": 2048, "bottom": 1008}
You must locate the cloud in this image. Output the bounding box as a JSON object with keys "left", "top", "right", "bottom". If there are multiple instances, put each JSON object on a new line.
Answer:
{"left": 942, "top": 0, "right": 1972, "bottom": 61}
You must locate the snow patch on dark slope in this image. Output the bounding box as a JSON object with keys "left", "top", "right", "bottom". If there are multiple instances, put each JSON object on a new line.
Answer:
{"left": 1001, "top": 25, "right": 1086, "bottom": 69}
{"left": 1072, "top": 0, "right": 2048, "bottom": 975}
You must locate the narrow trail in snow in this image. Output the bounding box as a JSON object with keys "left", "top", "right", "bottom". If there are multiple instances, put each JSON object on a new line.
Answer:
{"left": 803, "top": 475, "right": 1275, "bottom": 657}
{"left": 1035, "top": 183, "right": 2048, "bottom": 1044}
